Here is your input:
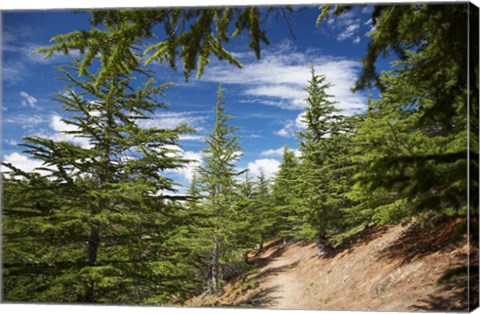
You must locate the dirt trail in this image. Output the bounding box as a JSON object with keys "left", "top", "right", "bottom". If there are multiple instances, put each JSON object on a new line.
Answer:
{"left": 187, "top": 218, "right": 477, "bottom": 311}
{"left": 254, "top": 242, "right": 312, "bottom": 309}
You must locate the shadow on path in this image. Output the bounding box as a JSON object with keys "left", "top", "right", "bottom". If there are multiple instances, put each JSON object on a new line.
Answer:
{"left": 254, "top": 260, "right": 300, "bottom": 281}
{"left": 240, "top": 286, "right": 282, "bottom": 307}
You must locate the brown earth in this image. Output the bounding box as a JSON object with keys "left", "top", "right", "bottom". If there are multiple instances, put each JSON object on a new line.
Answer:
{"left": 186, "top": 218, "right": 478, "bottom": 311}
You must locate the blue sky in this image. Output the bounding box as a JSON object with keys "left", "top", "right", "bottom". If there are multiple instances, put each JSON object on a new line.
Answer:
{"left": 2, "top": 5, "right": 378, "bottom": 192}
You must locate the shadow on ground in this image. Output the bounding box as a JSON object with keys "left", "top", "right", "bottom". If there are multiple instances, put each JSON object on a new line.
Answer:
{"left": 324, "top": 225, "right": 392, "bottom": 258}
{"left": 253, "top": 260, "right": 300, "bottom": 281}
{"left": 251, "top": 244, "right": 289, "bottom": 269}
{"left": 375, "top": 216, "right": 479, "bottom": 312}
{"left": 378, "top": 217, "right": 465, "bottom": 266}
{"left": 239, "top": 286, "right": 282, "bottom": 307}
{"left": 409, "top": 265, "right": 478, "bottom": 312}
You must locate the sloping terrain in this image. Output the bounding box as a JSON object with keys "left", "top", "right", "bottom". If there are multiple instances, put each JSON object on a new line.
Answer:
{"left": 187, "top": 218, "right": 478, "bottom": 311}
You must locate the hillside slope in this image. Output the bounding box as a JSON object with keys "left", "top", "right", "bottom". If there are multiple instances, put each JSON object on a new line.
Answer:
{"left": 186, "top": 218, "right": 478, "bottom": 311}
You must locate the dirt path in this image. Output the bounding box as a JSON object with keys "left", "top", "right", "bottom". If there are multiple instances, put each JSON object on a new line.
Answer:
{"left": 249, "top": 241, "right": 316, "bottom": 309}
{"left": 257, "top": 248, "right": 302, "bottom": 308}
{"left": 241, "top": 219, "right": 475, "bottom": 311}
{"left": 187, "top": 219, "right": 476, "bottom": 311}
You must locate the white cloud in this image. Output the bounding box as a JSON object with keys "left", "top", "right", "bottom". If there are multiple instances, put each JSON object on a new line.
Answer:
{"left": 353, "top": 36, "right": 361, "bottom": 44}
{"left": 19, "top": 91, "right": 37, "bottom": 108}
{"left": 338, "top": 23, "right": 360, "bottom": 41}
{"left": 202, "top": 43, "right": 366, "bottom": 115}
{"left": 48, "top": 114, "right": 92, "bottom": 148}
{"left": 274, "top": 112, "right": 306, "bottom": 138}
{"left": 137, "top": 111, "right": 207, "bottom": 140}
{"left": 322, "top": 10, "right": 363, "bottom": 44}
{"left": 179, "top": 134, "right": 204, "bottom": 141}
{"left": 160, "top": 144, "right": 203, "bottom": 182}
{"left": 3, "top": 25, "right": 35, "bottom": 44}
{"left": 274, "top": 128, "right": 290, "bottom": 137}
{"left": 1, "top": 152, "right": 50, "bottom": 176}
{"left": 3, "top": 61, "right": 27, "bottom": 85}
{"left": 4, "top": 113, "right": 48, "bottom": 129}
{"left": 247, "top": 158, "right": 281, "bottom": 179}
{"left": 260, "top": 147, "right": 285, "bottom": 157}
{"left": 362, "top": 6, "right": 373, "bottom": 15}
{"left": 260, "top": 147, "right": 301, "bottom": 158}
{"left": 181, "top": 150, "right": 204, "bottom": 181}
{"left": 3, "top": 40, "right": 80, "bottom": 86}
{"left": 3, "top": 138, "right": 18, "bottom": 146}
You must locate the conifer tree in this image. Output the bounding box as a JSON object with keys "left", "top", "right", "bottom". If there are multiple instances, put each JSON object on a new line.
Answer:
{"left": 348, "top": 54, "right": 472, "bottom": 225}
{"left": 197, "top": 85, "right": 244, "bottom": 295}
{"left": 233, "top": 172, "right": 259, "bottom": 260}
{"left": 2, "top": 59, "right": 193, "bottom": 304}
{"left": 254, "top": 170, "right": 272, "bottom": 249}
{"left": 318, "top": 4, "right": 478, "bottom": 226}
{"left": 293, "top": 66, "right": 350, "bottom": 251}
{"left": 270, "top": 145, "right": 299, "bottom": 241}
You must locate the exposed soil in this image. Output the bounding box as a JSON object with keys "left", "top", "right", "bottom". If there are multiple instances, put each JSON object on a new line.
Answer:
{"left": 186, "top": 218, "right": 478, "bottom": 311}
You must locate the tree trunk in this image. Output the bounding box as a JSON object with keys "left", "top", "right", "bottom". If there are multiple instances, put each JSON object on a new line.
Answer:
{"left": 211, "top": 237, "right": 219, "bottom": 295}
{"left": 315, "top": 235, "right": 328, "bottom": 257}
{"left": 82, "top": 227, "right": 100, "bottom": 302}
{"left": 85, "top": 227, "right": 100, "bottom": 302}
{"left": 87, "top": 228, "right": 100, "bottom": 266}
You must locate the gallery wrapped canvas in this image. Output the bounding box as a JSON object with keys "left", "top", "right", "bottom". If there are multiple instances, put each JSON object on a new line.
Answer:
{"left": 1, "top": 0, "right": 478, "bottom": 312}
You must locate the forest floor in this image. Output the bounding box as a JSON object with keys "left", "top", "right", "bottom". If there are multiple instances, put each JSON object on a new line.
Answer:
{"left": 186, "top": 217, "right": 478, "bottom": 311}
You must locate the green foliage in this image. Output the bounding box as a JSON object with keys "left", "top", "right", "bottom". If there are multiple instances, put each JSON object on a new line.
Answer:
{"left": 2, "top": 58, "right": 195, "bottom": 304}
{"left": 253, "top": 170, "right": 274, "bottom": 247}
{"left": 35, "top": 7, "right": 283, "bottom": 84}
{"left": 270, "top": 145, "right": 300, "bottom": 239}
{"left": 348, "top": 53, "right": 471, "bottom": 226}
{"left": 193, "top": 85, "right": 247, "bottom": 294}
{"left": 317, "top": 4, "right": 476, "bottom": 232}
{"left": 240, "top": 278, "right": 258, "bottom": 292}
{"left": 289, "top": 67, "right": 354, "bottom": 247}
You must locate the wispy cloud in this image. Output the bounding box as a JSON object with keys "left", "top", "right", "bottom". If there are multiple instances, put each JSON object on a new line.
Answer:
{"left": 179, "top": 134, "right": 205, "bottom": 141}
{"left": 3, "top": 138, "right": 18, "bottom": 146}
{"left": 338, "top": 23, "right": 360, "bottom": 41}
{"left": 3, "top": 25, "right": 35, "bottom": 44}
{"left": 4, "top": 113, "right": 49, "bottom": 129}
{"left": 2, "top": 40, "right": 78, "bottom": 85}
{"left": 20, "top": 91, "right": 38, "bottom": 108}
{"left": 137, "top": 111, "right": 208, "bottom": 134}
{"left": 361, "top": 5, "right": 373, "bottom": 15}
{"left": 202, "top": 41, "right": 366, "bottom": 115}
{"left": 322, "top": 8, "right": 364, "bottom": 44}
{"left": 3, "top": 60, "right": 27, "bottom": 85}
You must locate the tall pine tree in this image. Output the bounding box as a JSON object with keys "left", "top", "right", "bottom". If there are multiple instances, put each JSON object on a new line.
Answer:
{"left": 270, "top": 145, "right": 299, "bottom": 242}
{"left": 293, "top": 66, "right": 351, "bottom": 251}
{"left": 196, "top": 85, "right": 245, "bottom": 295}
{"left": 2, "top": 59, "right": 194, "bottom": 304}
